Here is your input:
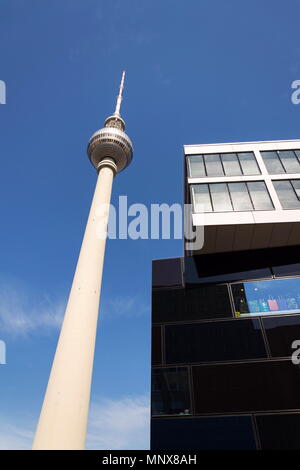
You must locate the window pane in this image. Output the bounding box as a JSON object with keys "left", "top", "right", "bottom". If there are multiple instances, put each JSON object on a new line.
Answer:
{"left": 221, "top": 153, "right": 242, "bottom": 176}
{"left": 152, "top": 367, "right": 191, "bottom": 416}
{"left": 191, "top": 184, "right": 212, "bottom": 212}
{"left": 151, "top": 417, "right": 257, "bottom": 450}
{"left": 228, "top": 182, "right": 253, "bottom": 211}
{"left": 291, "top": 179, "right": 300, "bottom": 199}
{"left": 152, "top": 326, "right": 162, "bottom": 366}
{"left": 238, "top": 152, "right": 260, "bottom": 175}
{"left": 277, "top": 151, "right": 300, "bottom": 174}
{"left": 263, "top": 315, "right": 300, "bottom": 358}
{"left": 152, "top": 283, "right": 232, "bottom": 323}
{"left": 231, "top": 278, "right": 300, "bottom": 317}
{"left": 273, "top": 180, "right": 300, "bottom": 209}
{"left": 210, "top": 183, "right": 232, "bottom": 211}
{"left": 165, "top": 319, "right": 266, "bottom": 364}
{"left": 192, "top": 360, "right": 300, "bottom": 414}
{"left": 204, "top": 154, "right": 224, "bottom": 176}
{"left": 294, "top": 150, "right": 300, "bottom": 162}
{"left": 247, "top": 181, "right": 273, "bottom": 210}
{"left": 256, "top": 414, "right": 300, "bottom": 450}
{"left": 261, "top": 151, "right": 285, "bottom": 174}
{"left": 152, "top": 258, "right": 183, "bottom": 288}
{"left": 188, "top": 155, "right": 206, "bottom": 177}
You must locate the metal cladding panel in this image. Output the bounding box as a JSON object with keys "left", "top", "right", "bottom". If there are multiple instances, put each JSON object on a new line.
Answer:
{"left": 189, "top": 222, "right": 300, "bottom": 255}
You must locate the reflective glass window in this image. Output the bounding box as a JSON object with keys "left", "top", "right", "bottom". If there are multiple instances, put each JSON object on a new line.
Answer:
{"left": 188, "top": 152, "right": 261, "bottom": 178}
{"left": 238, "top": 152, "right": 260, "bottom": 175}
{"left": 231, "top": 278, "right": 300, "bottom": 317}
{"left": 191, "top": 182, "right": 273, "bottom": 212}
{"left": 278, "top": 150, "right": 300, "bottom": 174}
{"left": 263, "top": 315, "right": 300, "bottom": 358}
{"left": 210, "top": 183, "right": 232, "bottom": 211}
{"left": 247, "top": 181, "right": 274, "bottom": 210}
{"left": 191, "top": 184, "right": 212, "bottom": 212}
{"left": 152, "top": 367, "right": 191, "bottom": 416}
{"left": 188, "top": 155, "right": 206, "bottom": 177}
{"left": 221, "top": 153, "right": 242, "bottom": 176}
{"left": 152, "top": 326, "right": 162, "bottom": 366}
{"left": 151, "top": 416, "right": 257, "bottom": 450}
{"left": 256, "top": 414, "right": 300, "bottom": 450}
{"left": 228, "top": 182, "right": 253, "bottom": 211}
{"left": 152, "top": 288, "right": 186, "bottom": 323}
{"left": 292, "top": 179, "right": 300, "bottom": 199}
{"left": 152, "top": 284, "right": 232, "bottom": 324}
{"left": 261, "top": 151, "right": 285, "bottom": 174}
{"left": 294, "top": 150, "right": 300, "bottom": 162}
{"left": 273, "top": 180, "right": 300, "bottom": 209}
{"left": 192, "top": 360, "right": 300, "bottom": 414}
{"left": 272, "top": 263, "right": 300, "bottom": 277}
{"left": 152, "top": 258, "right": 183, "bottom": 288}
{"left": 204, "top": 154, "right": 224, "bottom": 176}
{"left": 165, "top": 319, "right": 266, "bottom": 364}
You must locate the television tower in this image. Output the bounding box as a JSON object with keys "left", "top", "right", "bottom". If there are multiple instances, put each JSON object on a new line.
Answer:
{"left": 32, "top": 72, "right": 133, "bottom": 450}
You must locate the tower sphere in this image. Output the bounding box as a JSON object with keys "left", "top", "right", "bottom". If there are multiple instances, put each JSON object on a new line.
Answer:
{"left": 87, "top": 114, "right": 133, "bottom": 173}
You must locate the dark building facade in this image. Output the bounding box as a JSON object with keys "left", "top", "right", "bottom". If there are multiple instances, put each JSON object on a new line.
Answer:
{"left": 151, "top": 140, "right": 300, "bottom": 450}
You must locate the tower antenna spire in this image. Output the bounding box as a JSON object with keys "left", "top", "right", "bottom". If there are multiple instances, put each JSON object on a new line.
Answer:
{"left": 114, "top": 70, "right": 126, "bottom": 116}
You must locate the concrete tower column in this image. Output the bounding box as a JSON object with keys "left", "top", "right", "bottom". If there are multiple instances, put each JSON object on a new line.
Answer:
{"left": 32, "top": 159, "right": 116, "bottom": 450}
{"left": 32, "top": 72, "right": 133, "bottom": 450}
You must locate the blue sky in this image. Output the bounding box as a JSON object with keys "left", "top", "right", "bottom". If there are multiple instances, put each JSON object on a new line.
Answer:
{"left": 0, "top": 0, "right": 300, "bottom": 449}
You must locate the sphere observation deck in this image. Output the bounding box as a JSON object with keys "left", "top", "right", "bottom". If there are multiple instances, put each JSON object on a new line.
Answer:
{"left": 87, "top": 114, "right": 133, "bottom": 173}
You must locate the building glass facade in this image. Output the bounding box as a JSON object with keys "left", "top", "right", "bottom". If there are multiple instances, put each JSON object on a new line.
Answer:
{"left": 151, "top": 140, "right": 300, "bottom": 450}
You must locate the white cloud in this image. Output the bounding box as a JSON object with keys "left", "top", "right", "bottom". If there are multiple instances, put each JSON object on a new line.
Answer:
{"left": 0, "top": 421, "right": 34, "bottom": 450}
{"left": 0, "top": 284, "right": 64, "bottom": 336}
{"left": 0, "top": 394, "right": 150, "bottom": 450}
{"left": 87, "top": 395, "right": 150, "bottom": 450}
{"left": 104, "top": 296, "right": 150, "bottom": 319}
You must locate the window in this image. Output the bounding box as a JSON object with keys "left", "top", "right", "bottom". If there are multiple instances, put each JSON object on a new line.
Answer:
{"left": 221, "top": 153, "right": 242, "bottom": 176}
{"left": 261, "top": 150, "right": 300, "bottom": 174}
{"left": 187, "top": 152, "right": 260, "bottom": 177}
{"left": 273, "top": 180, "right": 300, "bottom": 209}
{"left": 152, "top": 284, "right": 232, "bottom": 323}
{"left": 247, "top": 181, "right": 274, "bottom": 210}
{"left": 192, "top": 360, "right": 300, "bottom": 414}
{"left": 278, "top": 151, "right": 300, "bottom": 173}
{"left": 256, "top": 414, "right": 300, "bottom": 450}
{"left": 238, "top": 152, "right": 260, "bottom": 175}
{"left": 188, "top": 155, "right": 205, "bottom": 177}
{"left": 191, "top": 181, "right": 273, "bottom": 212}
{"left": 151, "top": 416, "right": 257, "bottom": 450}
{"left": 152, "top": 367, "right": 191, "bottom": 416}
{"left": 152, "top": 326, "right": 162, "bottom": 366}
{"left": 228, "top": 182, "right": 252, "bottom": 211}
{"left": 231, "top": 278, "right": 300, "bottom": 317}
{"left": 191, "top": 184, "right": 212, "bottom": 212}
{"left": 165, "top": 319, "right": 266, "bottom": 364}
{"left": 263, "top": 315, "right": 300, "bottom": 358}
{"left": 210, "top": 183, "right": 232, "bottom": 211}
{"left": 204, "top": 154, "right": 224, "bottom": 176}
{"left": 261, "top": 151, "right": 285, "bottom": 174}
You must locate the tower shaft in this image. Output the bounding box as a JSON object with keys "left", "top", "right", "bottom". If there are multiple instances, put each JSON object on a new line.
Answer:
{"left": 32, "top": 159, "right": 116, "bottom": 450}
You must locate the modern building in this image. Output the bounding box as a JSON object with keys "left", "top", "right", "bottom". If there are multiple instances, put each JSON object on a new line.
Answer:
{"left": 151, "top": 140, "right": 300, "bottom": 450}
